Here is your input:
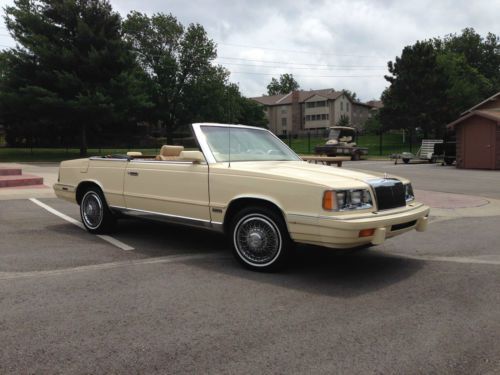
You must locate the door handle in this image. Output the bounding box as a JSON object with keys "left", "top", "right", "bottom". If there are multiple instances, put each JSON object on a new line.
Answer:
{"left": 127, "top": 171, "right": 139, "bottom": 176}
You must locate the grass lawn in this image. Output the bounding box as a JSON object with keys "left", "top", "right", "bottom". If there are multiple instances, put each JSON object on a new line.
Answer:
{"left": 0, "top": 134, "right": 420, "bottom": 162}
{"left": 287, "top": 133, "right": 420, "bottom": 156}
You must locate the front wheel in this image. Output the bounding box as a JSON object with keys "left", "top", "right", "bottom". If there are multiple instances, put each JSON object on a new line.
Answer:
{"left": 80, "top": 188, "right": 116, "bottom": 234}
{"left": 231, "top": 207, "right": 293, "bottom": 271}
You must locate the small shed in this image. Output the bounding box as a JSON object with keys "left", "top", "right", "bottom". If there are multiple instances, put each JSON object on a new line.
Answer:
{"left": 447, "top": 93, "right": 500, "bottom": 170}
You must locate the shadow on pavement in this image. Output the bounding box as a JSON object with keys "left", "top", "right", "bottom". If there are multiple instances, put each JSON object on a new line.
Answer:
{"left": 114, "top": 218, "right": 228, "bottom": 257}
{"left": 159, "top": 235, "right": 425, "bottom": 298}
{"left": 38, "top": 213, "right": 426, "bottom": 298}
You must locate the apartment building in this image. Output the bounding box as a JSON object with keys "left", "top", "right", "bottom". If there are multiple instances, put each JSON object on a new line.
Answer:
{"left": 252, "top": 89, "right": 376, "bottom": 136}
{"left": 351, "top": 102, "right": 374, "bottom": 129}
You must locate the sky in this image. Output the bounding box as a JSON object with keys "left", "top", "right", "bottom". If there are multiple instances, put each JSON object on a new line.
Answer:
{"left": 0, "top": 0, "right": 499, "bottom": 101}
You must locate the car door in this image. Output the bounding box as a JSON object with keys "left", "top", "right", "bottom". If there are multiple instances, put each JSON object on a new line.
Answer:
{"left": 123, "top": 160, "right": 210, "bottom": 222}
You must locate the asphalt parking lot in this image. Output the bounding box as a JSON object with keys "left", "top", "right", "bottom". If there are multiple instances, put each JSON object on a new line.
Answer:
{"left": 1, "top": 161, "right": 500, "bottom": 374}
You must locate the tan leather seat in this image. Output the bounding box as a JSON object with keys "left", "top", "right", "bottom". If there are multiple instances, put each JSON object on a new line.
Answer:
{"left": 179, "top": 150, "right": 204, "bottom": 163}
{"left": 156, "top": 145, "right": 184, "bottom": 160}
{"left": 127, "top": 151, "right": 143, "bottom": 157}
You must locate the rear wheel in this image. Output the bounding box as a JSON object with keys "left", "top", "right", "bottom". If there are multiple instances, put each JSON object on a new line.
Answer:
{"left": 351, "top": 151, "right": 361, "bottom": 161}
{"left": 402, "top": 158, "right": 410, "bottom": 164}
{"left": 230, "top": 206, "right": 293, "bottom": 271}
{"left": 80, "top": 188, "right": 116, "bottom": 234}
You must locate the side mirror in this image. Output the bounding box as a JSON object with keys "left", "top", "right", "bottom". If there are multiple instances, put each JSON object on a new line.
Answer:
{"left": 179, "top": 150, "right": 205, "bottom": 164}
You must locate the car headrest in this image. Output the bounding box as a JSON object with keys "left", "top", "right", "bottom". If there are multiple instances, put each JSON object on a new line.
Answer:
{"left": 126, "top": 151, "right": 143, "bottom": 157}
{"left": 179, "top": 150, "right": 204, "bottom": 163}
{"left": 160, "top": 145, "right": 184, "bottom": 157}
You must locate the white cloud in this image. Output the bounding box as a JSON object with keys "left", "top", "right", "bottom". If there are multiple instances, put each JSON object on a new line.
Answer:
{"left": 1, "top": 0, "right": 499, "bottom": 101}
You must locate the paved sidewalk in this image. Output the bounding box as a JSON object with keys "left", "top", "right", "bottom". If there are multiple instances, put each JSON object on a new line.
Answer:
{"left": 0, "top": 162, "right": 58, "bottom": 200}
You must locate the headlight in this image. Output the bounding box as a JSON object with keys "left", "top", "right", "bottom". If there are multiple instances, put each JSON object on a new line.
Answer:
{"left": 405, "top": 183, "right": 415, "bottom": 202}
{"left": 323, "top": 189, "right": 373, "bottom": 211}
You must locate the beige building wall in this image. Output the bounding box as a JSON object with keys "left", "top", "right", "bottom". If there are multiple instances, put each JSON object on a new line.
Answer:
{"left": 351, "top": 103, "right": 372, "bottom": 130}
{"left": 333, "top": 94, "right": 352, "bottom": 125}
{"left": 260, "top": 92, "right": 357, "bottom": 135}
{"left": 304, "top": 95, "right": 330, "bottom": 129}
{"left": 268, "top": 104, "right": 292, "bottom": 135}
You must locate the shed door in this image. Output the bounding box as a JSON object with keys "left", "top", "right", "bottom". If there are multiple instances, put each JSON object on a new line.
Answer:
{"left": 463, "top": 121, "right": 495, "bottom": 169}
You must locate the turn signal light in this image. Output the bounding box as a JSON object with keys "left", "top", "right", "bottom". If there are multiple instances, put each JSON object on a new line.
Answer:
{"left": 323, "top": 191, "right": 335, "bottom": 210}
{"left": 359, "top": 228, "right": 375, "bottom": 237}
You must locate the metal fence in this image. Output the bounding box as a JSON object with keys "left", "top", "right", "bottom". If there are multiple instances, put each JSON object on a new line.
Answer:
{"left": 0, "top": 131, "right": 422, "bottom": 161}
{"left": 282, "top": 131, "right": 421, "bottom": 156}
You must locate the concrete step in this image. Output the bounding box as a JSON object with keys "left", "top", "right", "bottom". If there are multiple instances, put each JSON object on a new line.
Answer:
{"left": 0, "top": 174, "right": 44, "bottom": 188}
{"left": 0, "top": 168, "right": 22, "bottom": 176}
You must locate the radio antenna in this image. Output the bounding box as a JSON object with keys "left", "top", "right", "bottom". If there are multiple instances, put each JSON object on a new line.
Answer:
{"left": 228, "top": 124, "right": 231, "bottom": 168}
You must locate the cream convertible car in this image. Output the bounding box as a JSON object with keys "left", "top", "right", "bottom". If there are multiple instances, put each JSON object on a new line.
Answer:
{"left": 54, "top": 123, "right": 429, "bottom": 271}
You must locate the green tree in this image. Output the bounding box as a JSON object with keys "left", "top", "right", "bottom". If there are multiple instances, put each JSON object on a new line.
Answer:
{"left": 381, "top": 41, "right": 454, "bottom": 137}
{"left": 341, "top": 89, "right": 359, "bottom": 103}
{"left": 124, "top": 11, "right": 223, "bottom": 140}
{"left": 381, "top": 29, "right": 499, "bottom": 138}
{"left": 363, "top": 113, "right": 383, "bottom": 135}
{"left": 1, "top": 0, "right": 149, "bottom": 155}
{"left": 236, "top": 97, "right": 267, "bottom": 127}
{"left": 436, "top": 28, "right": 500, "bottom": 88}
{"left": 336, "top": 114, "right": 350, "bottom": 127}
{"left": 437, "top": 51, "right": 493, "bottom": 114}
{"left": 266, "top": 73, "right": 300, "bottom": 95}
{"left": 123, "top": 11, "right": 265, "bottom": 135}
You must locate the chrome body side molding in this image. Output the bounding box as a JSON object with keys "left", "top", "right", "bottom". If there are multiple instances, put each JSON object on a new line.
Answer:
{"left": 109, "top": 206, "right": 224, "bottom": 233}
{"left": 89, "top": 157, "right": 129, "bottom": 161}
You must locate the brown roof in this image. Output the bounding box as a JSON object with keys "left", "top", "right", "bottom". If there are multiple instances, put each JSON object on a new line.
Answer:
{"left": 251, "top": 93, "right": 288, "bottom": 106}
{"left": 447, "top": 109, "right": 500, "bottom": 129}
{"left": 251, "top": 89, "right": 343, "bottom": 106}
{"left": 366, "top": 100, "right": 383, "bottom": 109}
{"left": 461, "top": 92, "right": 500, "bottom": 115}
{"left": 352, "top": 102, "right": 374, "bottom": 109}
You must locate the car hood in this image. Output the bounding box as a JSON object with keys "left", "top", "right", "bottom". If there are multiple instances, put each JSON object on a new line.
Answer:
{"left": 212, "top": 161, "right": 406, "bottom": 188}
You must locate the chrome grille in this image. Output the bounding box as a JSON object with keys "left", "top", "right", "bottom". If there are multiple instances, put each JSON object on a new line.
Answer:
{"left": 368, "top": 178, "right": 406, "bottom": 211}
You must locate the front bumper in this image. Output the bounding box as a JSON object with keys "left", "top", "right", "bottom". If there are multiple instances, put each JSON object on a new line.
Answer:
{"left": 288, "top": 203, "right": 430, "bottom": 249}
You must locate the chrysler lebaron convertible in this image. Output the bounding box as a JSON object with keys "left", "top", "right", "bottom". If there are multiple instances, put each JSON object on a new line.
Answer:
{"left": 54, "top": 123, "right": 430, "bottom": 271}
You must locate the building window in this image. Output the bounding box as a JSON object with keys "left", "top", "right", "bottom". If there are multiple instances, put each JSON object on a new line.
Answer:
{"left": 281, "top": 105, "right": 288, "bottom": 114}
{"left": 306, "top": 100, "right": 327, "bottom": 108}
{"left": 346, "top": 102, "right": 349, "bottom": 111}
{"left": 340, "top": 102, "right": 343, "bottom": 111}
{"left": 281, "top": 118, "right": 287, "bottom": 127}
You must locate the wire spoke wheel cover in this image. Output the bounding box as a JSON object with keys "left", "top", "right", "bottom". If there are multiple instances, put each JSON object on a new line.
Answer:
{"left": 81, "top": 191, "right": 104, "bottom": 230}
{"left": 234, "top": 214, "right": 282, "bottom": 267}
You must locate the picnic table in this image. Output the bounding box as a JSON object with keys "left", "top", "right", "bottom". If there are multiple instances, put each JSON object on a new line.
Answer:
{"left": 300, "top": 155, "right": 350, "bottom": 167}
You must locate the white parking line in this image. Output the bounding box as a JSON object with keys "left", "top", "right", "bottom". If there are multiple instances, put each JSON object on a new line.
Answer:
{"left": 29, "top": 198, "right": 135, "bottom": 251}
{"left": 395, "top": 253, "right": 500, "bottom": 265}
{"left": 0, "top": 253, "right": 226, "bottom": 281}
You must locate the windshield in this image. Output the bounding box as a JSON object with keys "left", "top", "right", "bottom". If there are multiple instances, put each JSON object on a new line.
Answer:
{"left": 200, "top": 126, "right": 301, "bottom": 162}
{"left": 328, "top": 129, "right": 341, "bottom": 139}
{"left": 328, "top": 128, "right": 355, "bottom": 140}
